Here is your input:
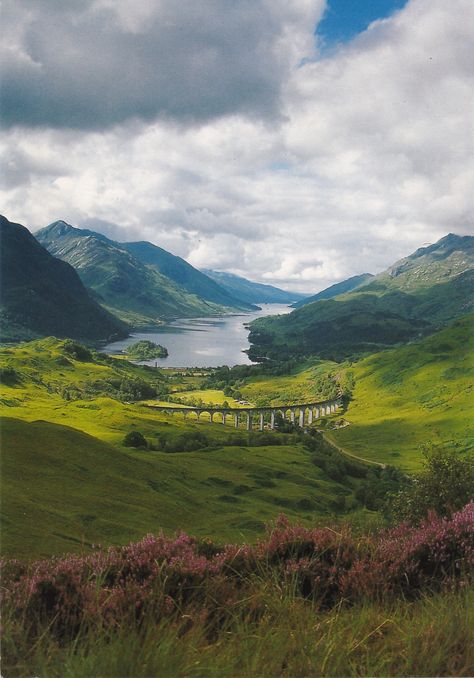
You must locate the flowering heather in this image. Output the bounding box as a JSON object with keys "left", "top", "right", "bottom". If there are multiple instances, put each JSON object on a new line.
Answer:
{"left": 2, "top": 504, "right": 473, "bottom": 642}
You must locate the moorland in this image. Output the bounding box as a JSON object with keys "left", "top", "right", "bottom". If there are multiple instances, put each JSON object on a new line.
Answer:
{"left": 1, "top": 217, "right": 473, "bottom": 676}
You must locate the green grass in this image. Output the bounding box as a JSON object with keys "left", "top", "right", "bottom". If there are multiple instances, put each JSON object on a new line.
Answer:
{"left": 332, "top": 315, "right": 474, "bottom": 470}
{"left": 1, "top": 417, "right": 366, "bottom": 559}
{"left": 240, "top": 359, "right": 339, "bottom": 405}
{"left": 169, "top": 388, "right": 244, "bottom": 406}
{"left": 0, "top": 340, "right": 372, "bottom": 559}
{"left": 4, "top": 585, "right": 473, "bottom": 677}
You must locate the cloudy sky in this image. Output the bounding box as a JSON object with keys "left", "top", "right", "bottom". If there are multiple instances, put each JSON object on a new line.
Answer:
{"left": 1, "top": 0, "right": 473, "bottom": 293}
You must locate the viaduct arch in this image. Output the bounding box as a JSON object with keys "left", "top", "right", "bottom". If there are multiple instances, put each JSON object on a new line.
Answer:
{"left": 147, "top": 397, "right": 343, "bottom": 431}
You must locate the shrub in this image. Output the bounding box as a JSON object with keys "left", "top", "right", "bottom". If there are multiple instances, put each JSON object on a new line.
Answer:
{"left": 0, "top": 366, "right": 21, "bottom": 386}
{"left": 123, "top": 431, "right": 147, "bottom": 448}
{"left": 2, "top": 504, "right": 472, "bottom": 649}
{"left": 158, "top": 432, "right": 210, "bottom": 452}
{"left": 390, "top": 448, "right": 474, "bottom": 524}
{"left": 62, "top": 341, "right": 93, "bottom": 362}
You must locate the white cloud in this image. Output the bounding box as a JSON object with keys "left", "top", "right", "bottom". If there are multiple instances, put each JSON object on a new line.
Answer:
{"left": 1, "top": 0, "right": 473, "bottom": 293}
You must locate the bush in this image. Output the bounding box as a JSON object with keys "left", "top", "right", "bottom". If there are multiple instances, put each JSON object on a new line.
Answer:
{"left": 158, "top": 432, "right": 210, "bottom": 452}
{"left": 0, "top": 366, "right": 21, "bottom": 386}
{"left": 3, "top": 504, "right": 472, "bottom": 645}
{"left": 390, "top": 448, "right": 474, "bottom": 524}
{"left": 62, "top": 341, "right": 93, "bottom": 362}
{"left": 123, "top": 431, "right": 147, "bottom": 448}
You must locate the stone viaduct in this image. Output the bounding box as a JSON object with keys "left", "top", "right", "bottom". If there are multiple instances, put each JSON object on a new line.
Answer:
{"left": 148, "top": 397, "right": 343, "bottom": 431}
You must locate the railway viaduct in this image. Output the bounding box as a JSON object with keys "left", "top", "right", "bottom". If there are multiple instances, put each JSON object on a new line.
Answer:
{"left": 148, "top": 397, "right": 343, "bottom": 431}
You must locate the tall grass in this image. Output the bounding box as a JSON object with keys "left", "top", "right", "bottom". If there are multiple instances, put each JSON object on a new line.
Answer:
{"left": 2, "top": 504, "right": 473, "bottom": 677}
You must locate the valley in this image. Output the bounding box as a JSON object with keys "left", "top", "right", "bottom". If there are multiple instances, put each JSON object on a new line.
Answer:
{"left": 1, "top": 222, "right": 472, "bottom": 677}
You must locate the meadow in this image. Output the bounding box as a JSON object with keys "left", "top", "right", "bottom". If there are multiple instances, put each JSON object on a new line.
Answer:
{"left": 1, "top": 317, "right": 472, "bottom": 558}
{"left": 0, "top": 339, "right": 382, "bottom": 559}
{"left": 332, "top": 315, "right": 474, "bottom": 470}
{"left": 1, "top": 320, "right": 473, "bottom": 677}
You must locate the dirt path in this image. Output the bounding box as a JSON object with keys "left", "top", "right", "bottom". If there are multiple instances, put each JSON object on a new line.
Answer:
{"left": 323, "top": 431, "right": 386, "bottom": 469}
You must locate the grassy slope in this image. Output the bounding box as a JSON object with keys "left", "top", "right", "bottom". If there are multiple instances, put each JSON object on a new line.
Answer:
{"left": 332, "top": 315, "right": 474, "bottom": 470}
{"left": 0, "top": 339, "right": 365, "bottom": 558}
{"left": 239, "top": 360, "right": 339, "bottom": 406}
{"left": 1, "top": 417, "right": 360, "bottom": 559}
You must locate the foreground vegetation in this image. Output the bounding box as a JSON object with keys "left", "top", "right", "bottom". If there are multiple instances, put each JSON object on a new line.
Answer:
{"left": 3, "top": 504, "right": 473, "bottom": 677}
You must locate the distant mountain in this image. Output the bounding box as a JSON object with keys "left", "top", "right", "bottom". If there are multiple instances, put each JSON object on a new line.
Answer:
{"left": 248, "top": 233, "right": 474, "bottom": 361}
{"left": 0, "top": 216, "right": 126, "bottom": 342}
{"left": 291, "top": 273, "right": 374, "bottom": 308}
{"left": 377, "top": 233, "right": 474, "bottom": 290}
{"left": 202, "top": 270, "right": 305, "bottom": 304}
{"left": 36, "top": 222, "right": 255, "bottom": 328}
{"left": 122, "top": 242, "right": 257, "bottom": 310}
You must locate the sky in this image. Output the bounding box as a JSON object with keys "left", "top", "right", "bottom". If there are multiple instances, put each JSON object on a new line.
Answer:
{"left": 1, "top": 0, "right": 473, "bottom": 293}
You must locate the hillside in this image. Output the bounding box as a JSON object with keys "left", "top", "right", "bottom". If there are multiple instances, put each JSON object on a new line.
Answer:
{"left": 0, "top": 337, "right": 380, "bottom": 559}
{"left": 248, "top": 233, "right": 474, "bottom": 360}
{"left": 36, "top": 222, "right": 255, "bottom": 327}
{"left": 330, "top": 314, "right": 474, "bottom": 469}
{"left": 0, "top": 216, "right": 126, "bottom": 342}
{"left": 292, "top": 273, "right": 374, "bottom": 308}
{"left": 123, "top": 242, "right": 257, "bottom": 310}
{"left": 203, "top": 269, "right": 305, "bottom": 304}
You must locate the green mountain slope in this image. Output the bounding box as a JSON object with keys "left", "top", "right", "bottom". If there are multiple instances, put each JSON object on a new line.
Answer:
{"left": 36, "top": 222, "right": 254, "bottom": 327}
{"left": 123, "top": 242, "right": 257, "bottom": 310}
{"left": 292, "top": 273, "right": 374, "bottom": 308}
{"left": 248, "top": 234, "right": 474, "bottom": 360}
{"left": 0, "top": 216, "right": 126, "bottom": 342}
{"left": 331, "top": 314, "right": 474, "bottom": 469}
{"left": 202, "top": 269, "right": 305, "bottom": 304}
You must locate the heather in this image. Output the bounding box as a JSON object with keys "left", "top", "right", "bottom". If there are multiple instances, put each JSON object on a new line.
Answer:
{"left": 2, "top": 504, "right": 473, "bottom": 677}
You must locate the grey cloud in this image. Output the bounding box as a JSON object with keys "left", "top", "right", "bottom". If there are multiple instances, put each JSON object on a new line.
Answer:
{"left": 1, "top": 0, "right": 305, "bottom": 130}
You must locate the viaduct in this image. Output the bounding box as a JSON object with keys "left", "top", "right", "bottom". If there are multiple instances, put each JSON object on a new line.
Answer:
{"left": 148, "top": 397, "right": 343, "bottom": 431}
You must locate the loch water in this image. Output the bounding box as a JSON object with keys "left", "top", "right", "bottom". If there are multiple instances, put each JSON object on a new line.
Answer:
{"left": 103, "top": 303, "right": 292, "bottom": 368}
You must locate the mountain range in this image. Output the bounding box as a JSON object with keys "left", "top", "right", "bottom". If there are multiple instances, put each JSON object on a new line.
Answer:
{"left": 248, "top": 233, "right": 474, "bottom": 361}
{"left": 291, "top": 273, "right": 374, "bottom": 308}
{"left": 202, "top": 270, "right": 305, "bottom": 305}
{"left": 0, "top": 216, "right": 126, "bottom": 342}
{"left": 36, "top": 221, "right": 258, "bottom": 328}
{"left": 1, "top": 216, "right": 305, "bottom": 343}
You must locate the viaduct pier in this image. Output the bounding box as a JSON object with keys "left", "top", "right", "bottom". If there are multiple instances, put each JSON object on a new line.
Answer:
{"left": 147, "top": 397, "right": 343, "bottom": 431}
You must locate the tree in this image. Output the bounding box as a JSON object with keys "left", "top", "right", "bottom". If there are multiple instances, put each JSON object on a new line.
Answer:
{"left": 390, "top": 447, "right": 474, "bottom": 524}
{"left": 123, "top": 431, "right": 147, "bottom": 448}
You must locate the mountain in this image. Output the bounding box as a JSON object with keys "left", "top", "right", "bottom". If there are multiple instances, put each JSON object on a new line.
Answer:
{"left": 122, "top": 242, "right": 257, "bottom": 310}
{"left": 36, "top": 222, "right": 255, "bottom": 327}
{"left": 292, "top": 274, "right": 374, "bottom": 308}
{"left": 202, "top": 270, "right": 305, "bottom": 304}
{"left": 0, "top": 215, "right": 126, "bottom": 342}
{"left": 248, "top": 233, "right": 474, "bottom": 361}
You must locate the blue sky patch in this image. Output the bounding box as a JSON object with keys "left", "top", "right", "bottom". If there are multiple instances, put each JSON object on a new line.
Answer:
{"left": 317, "top": 0, "right": 409, "bottom": 46}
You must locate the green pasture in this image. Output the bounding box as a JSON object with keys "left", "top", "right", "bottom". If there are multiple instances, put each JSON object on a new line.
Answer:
{"left": 332, "top": 315, "right": 474, "bottom": 469}
{"left": 1, "top": 417, "right": 365, "bottom": 559}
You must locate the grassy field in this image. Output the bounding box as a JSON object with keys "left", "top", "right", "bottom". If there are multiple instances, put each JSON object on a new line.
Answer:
{"left": 332, "top": 315, "right": 474, "bottom": 470}
{"left": 1, "top": 416, "right": 370, "bottom": 559}
{"left": 1, "top": 319, "right": 472, "bottom": 558}
{"left": 167, "top": 388, "right": 245, "bottom": 407}
{"left": 0, "top": 339, "right": 372, "bottom": 559}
